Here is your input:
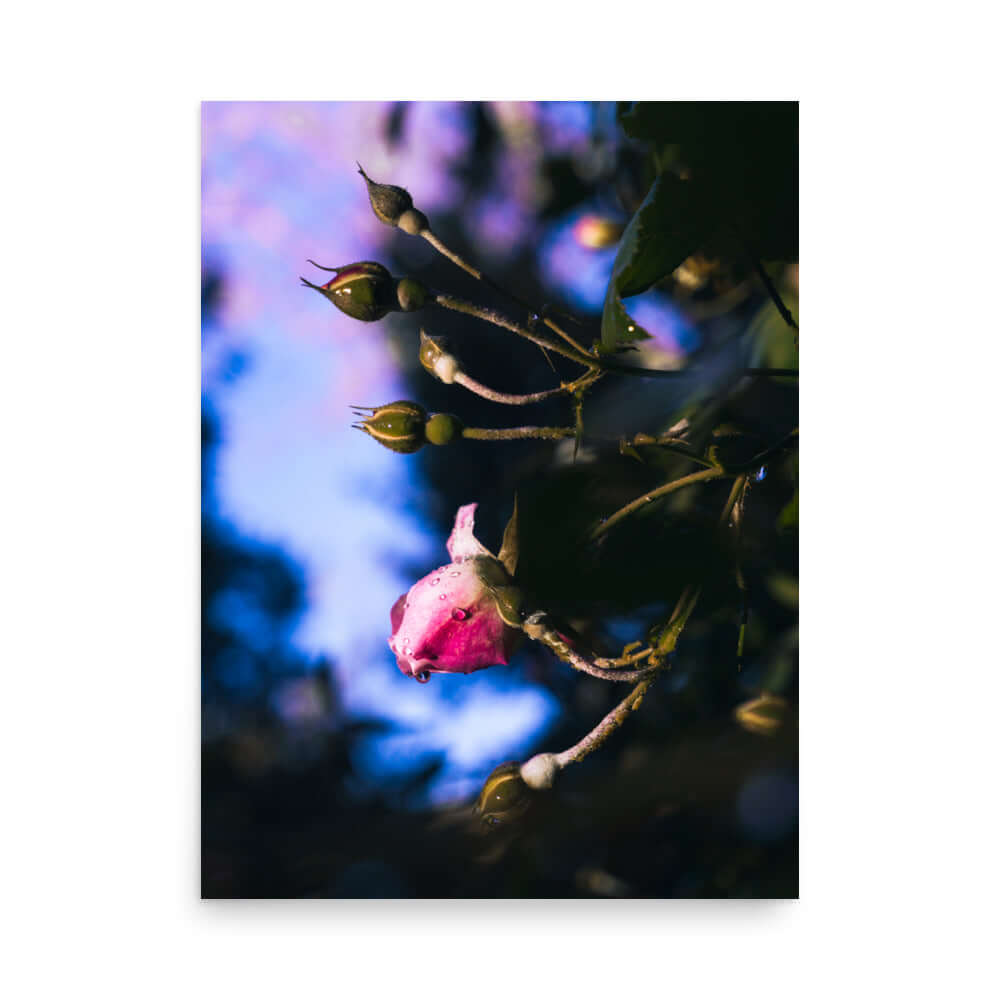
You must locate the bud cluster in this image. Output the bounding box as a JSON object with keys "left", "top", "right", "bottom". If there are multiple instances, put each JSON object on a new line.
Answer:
{"left": 351, "top": 400, "right": 463, "bottom": 454}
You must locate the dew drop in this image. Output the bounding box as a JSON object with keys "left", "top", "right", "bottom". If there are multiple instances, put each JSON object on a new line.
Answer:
{"left": 755, "top": 465, "right": 768, "bottom": 482}
{"left": 449, "top": 571, "right": 460, "bottom": 577}
{"left": 451, "top": 608, "right": 469, "bottom": 621}
{"left": 438, "top": 593, "right": 447, "bottom": 600}
{"left": 414, "top": 671, "right": 430, "bottom": 684}
{"left": 430, "top": 577, "right": 440, "bottom": 587}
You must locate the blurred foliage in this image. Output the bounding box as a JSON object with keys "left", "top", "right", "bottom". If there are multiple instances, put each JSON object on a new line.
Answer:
{"left": 603, "top": 102, "right": 798, "bottom": 350}
{"left": 202, "top": 102, "right": 798, "bottom": 898}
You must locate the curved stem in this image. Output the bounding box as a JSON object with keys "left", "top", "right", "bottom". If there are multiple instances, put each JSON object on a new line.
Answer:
{"left": 590, "top": 466, "right": 730, "bottom": 541}
{"left": 536, "top": 469, "right": 752, "bottom": 769}
{"left": 555, "top": 677, "right": 655, "bottom": 767}
{"left": 453, "top": 371, "right": 569, "bottom": 406}
{"left": 434, "top": 293, "right": 597, "bottom": 369}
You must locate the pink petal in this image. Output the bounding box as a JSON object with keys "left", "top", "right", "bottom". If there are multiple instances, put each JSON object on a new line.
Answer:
{"left": 446, "top": 503, "right": 491, "bottom": 562}
{"left": 387, "top": 558, "right": 518, "bottom": 679}
{"left": 389, "top": 593, "right": 407, "bottom": 636}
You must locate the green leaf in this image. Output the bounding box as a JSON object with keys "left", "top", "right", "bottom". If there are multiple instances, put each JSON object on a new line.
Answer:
{"left": 600, "top": 173, "right": 706, "bottom": 351}
{"left": 498, "top": 496, "right": 520, "bottom": 577}
{"left": 600, "top": 284, "right": 650, "bottom": 351}
{"left": 618, "top": 102, "right": 799, "bottom": 262}
{"left": 777, "top": 488, "right": 799, "bottom": 534}
{"left": 616, "top": 173, "right": 705, "bottom": 298}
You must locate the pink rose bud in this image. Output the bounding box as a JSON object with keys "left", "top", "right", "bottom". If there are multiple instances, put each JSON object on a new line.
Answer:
{"left": 389, "top": 504, "right": 522, "bottom": 682}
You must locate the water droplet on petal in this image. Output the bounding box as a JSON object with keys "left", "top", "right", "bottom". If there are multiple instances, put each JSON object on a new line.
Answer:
{"left": 438, "top": 593, "right": 447, "bottom": 600}
{"left": 451, "top": 608, "right": 469, "bottom": 621}
{"left": 430, "top": 577, "right": 440, "bottom": 587}
{"left": 414, "top": 671, "right": 430, "bottom": 683}
{"left": 449, "top": 571, "right": 460, "bottom": 577}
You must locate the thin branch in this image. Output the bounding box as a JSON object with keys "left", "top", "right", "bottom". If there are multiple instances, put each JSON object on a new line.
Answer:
{"left": 452, "top": 371, "right": 569, "bottom": 406}
{"left": 462, "top": 425, "right": 575, "bottom": 441}
{"left": 434, "top": 293, "right": 596, "bottom": 368}
{"left": 590, "top": 466, "right": 730, "bottom": 541}
{"left": 555, "top": 677, "right": 655, "bottom": 766}
{"left": 752, "top": 258, "right": 799, "bottom": 331}
{"left": 421, "top": 229, "right": 594, "bottom": 357}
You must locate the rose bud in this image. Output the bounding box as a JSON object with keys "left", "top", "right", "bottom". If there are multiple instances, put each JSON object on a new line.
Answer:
{"left": 300, "top": 260, "right": 397, "bottom": 322}
{"left": 357, "top": 163, "right": 429, "bottom": 236}
{"left": 476, "top": 761, "right": 532, "bottom": 826}
{"left": 351, "top": 401, "right": 463, "bottom": 453}
{"left": 389, "top": 503, "right": 523, "bottom": 682}
{"left": 418, "top": 330, "right": 461, "bottom": 385}
{"left": 351, "top": 400, "right": 428, "bottom": 454}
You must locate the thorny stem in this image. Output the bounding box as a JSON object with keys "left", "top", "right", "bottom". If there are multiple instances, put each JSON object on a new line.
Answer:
{"left": 589, "top": 466, "right": 730, "bottom": 542}
{"left": 595, "top": 645, "right": 653, "bottom": 669}
{"left": 543, "top": 474, "right": 746, "bottom": 768}
{"left": 434, "top": 293, "right": 597, "bottom": 368}
{"left": 452, "top": 368, "right": 602, "bottom": 406}
{"left": 436, "top": 289, "right": 797, "bottom": 383}
{"left": 462, "top": 425, "right": 575, "bottom": 441}
{"left": 527, "top": 620, "right": 660, "bottom": 682}
{"left": 453, "top": 372, "right": 567, "bottom": 406}
{"left": 420, "top": 229, "right": 593, "bottom": 358}
{"left": 555, "top": 677, "right": 655, "bottom": 767}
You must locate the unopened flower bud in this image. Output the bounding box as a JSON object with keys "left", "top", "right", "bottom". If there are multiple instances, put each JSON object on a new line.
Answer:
{"left": 357, "top": 164, "right": 429, "bottom": 234}
{"left": 419, "top": 330, "right": 461, "bottom": 384}
{"left": 395, "top": 277, "right": 428, "bottom": 312}
{"left": 425, "top": 412, "right": 463, "bottom": 446}
{"left": 301, "top": 261, "right": 396, "bottom": 322}
{"left": 476, "top": 761, "right": 532, "bottom": 826}
{"left": 520, "top": 753, "right": 561, "bottom": 790}
{"left": 351, "top": 400, "right": 427, "bottom": 454}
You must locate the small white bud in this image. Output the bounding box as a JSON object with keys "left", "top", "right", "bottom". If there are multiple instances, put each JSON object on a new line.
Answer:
{"left": 433, "top": 353, "right": 460, "bottom": 384}
{"left": 520, "top": 753, "right": 561, "bottom": 790}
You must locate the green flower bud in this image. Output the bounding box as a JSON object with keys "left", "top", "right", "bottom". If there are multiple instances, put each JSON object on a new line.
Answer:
{"left": 396, "top": 277, "right": 428, "bottom": 312}
{"left": 301, "top": 260, "right": 397, "bottom": 322}
{"left": 418, "top": 330, "right": 460, "bottom": 384}
{"left": 476, "top": 761, "right": 532, "bottom": 826}
{"left": 357, "top": 164, "right": 429, "bottom": 234}
{"left": 351, "top": 400, "right": 427, "bottom": 454}
{"left": 425, "top": 412, "right": 463, "bottom": 446}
